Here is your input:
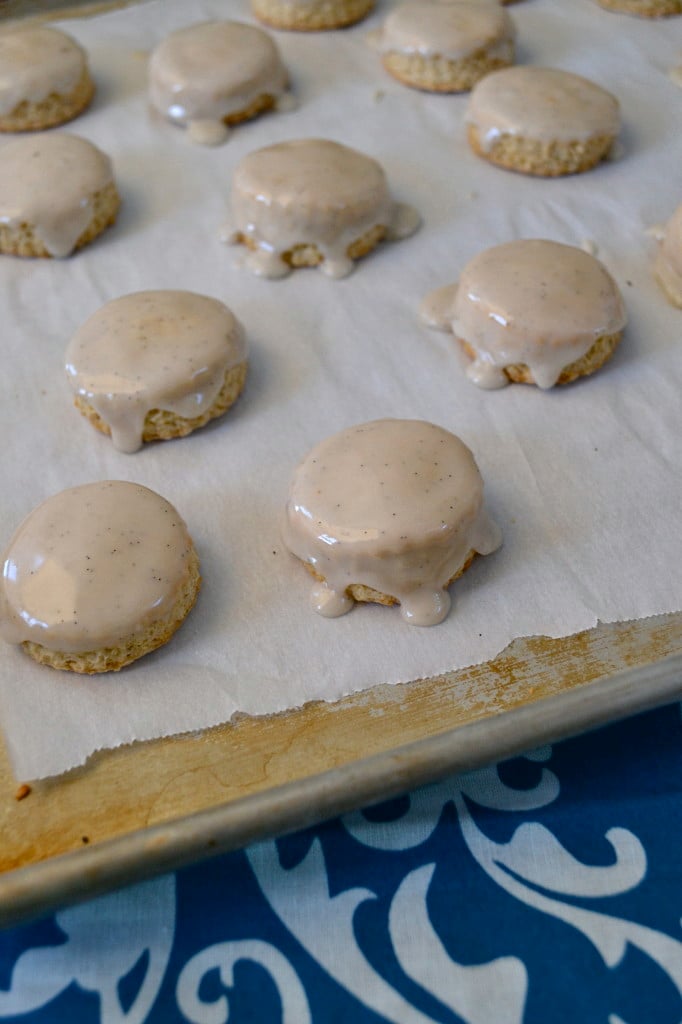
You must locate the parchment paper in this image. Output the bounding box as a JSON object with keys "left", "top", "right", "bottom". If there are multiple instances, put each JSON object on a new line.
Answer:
{"left": 1, "top": 0, "right": 681, "bottom": 779}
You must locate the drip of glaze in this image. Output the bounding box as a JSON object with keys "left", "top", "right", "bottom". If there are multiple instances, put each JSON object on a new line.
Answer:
{"left": 244, "top": 247, "right": 291, "bottom": 279}
{"left": 399, "top": 587, "right": 451, "bottom": 627}
{"left": 387, "top": 202, "right": 422, "bottom": 240}
{"left": 311, "top": 581, "right": 354, "bottom": 618}
{"left": 466, "top": 358, "right": 508, "bottom": 390}
{"left": 419, "top": 282, "right": 459, "bottom": 330}
{"left": 187, "top": 119, "right": 230, "bottom": 146}
{"left": 320, "top": 254, "right": 354, "bottom": 279}
{"left": 227, "top": 140, "right": 420, "bottom": 280}
{"left": 0, "top": 134, "right": 114, "bottom": 258}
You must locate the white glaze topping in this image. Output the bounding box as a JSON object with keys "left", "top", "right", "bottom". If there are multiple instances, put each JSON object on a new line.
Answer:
{"left": 372, "top": 0, "right": 515, "bottom": 62}
{"left": 149, "top": 21, "right": 288, "bottom": 146}
{"left": 654, "top": 203, "right": 682, "bottom": 307}
{"left": 420, "top": 240, "right": 627, "bottom": 389}
{"left": 466, "top": 66, "right": 620, "bottom": 149}
{"left": 0, "top": 482, "right": 195, "bottom": 653}
{"left": 0, "top": 25, "right": 87, "bottom": 116}
{"left": 65, "top": 290, "right": 247, "bottom": 453}
{"left": 226, "top": 138, "right": 420, "bottom": 278}
{"left": 283, "top": 419, "right": 501, "bottom": 626}
{"left": 0, "top": 133, "right": 114, "bottom": 257}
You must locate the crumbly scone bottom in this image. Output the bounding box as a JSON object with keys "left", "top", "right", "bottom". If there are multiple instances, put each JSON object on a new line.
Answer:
{"left": 382, "top": 49, "right": 514, "bottom": 94}
{"left": 234, "top": 224, "right": 388, "bottom": 277}
{"left": 0, "top": 181, "right": 120, "bottom": 258}
{"left": 460, "top": 331, "right": 623, "bottom": 386}
{"left": 303, "top": 550, "right": 477, "bottom": 607}
{"left": 20, "top": 547, "right": 201, "bottom": 675}
{"left": 73, "top": 361, "right": 248, "bottom": 445}
{"left": 467, "top": 125, "right": 616, "bottom": 177}
{"left": 0, "top": 68, "right": 94, "bottom": 132}
{"left": 251, "top": 0, "right": 374, "bottom": 30}
{"left": 597, "top": 0, "right": 681, "bottom": 16}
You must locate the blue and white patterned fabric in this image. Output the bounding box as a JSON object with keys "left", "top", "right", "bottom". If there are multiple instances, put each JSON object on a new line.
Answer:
{"left": 1, "top": 703, "right": 681, "bottom": 1024}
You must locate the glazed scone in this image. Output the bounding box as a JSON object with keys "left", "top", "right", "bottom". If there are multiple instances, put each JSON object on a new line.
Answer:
{"left": 251, "top": 0, "right": 374, "bottom": 31}
{"left": 0, "top": 25, "right": 94, "bottom": 132}
{"left": 225, "top": 138, "right": 420, "bottom": 278}
{"left": 370, "top": 0, "right": 516, "bottom": 93}
{"left": 421, "top": 239, "right": 627, "bottom": 389}
{"left": 466, "top": 66, "right": 620, "bottom": 176}
{"left": 654, "top": 204, "right": 682, "bottom": 307}
{"left": 65, "top": 290, "right": 248, "bottom": 453}
{"left": 596, "top": 0, "right": 681, "bottom": 16}
{"left": 282, "top": 419, "right": 501, "bottom": 625}
{"left": 0, "top": 133, "right": 119, "bottom": 258}
{"left": 0, "top": 482, "right": 201, "bottom": 674}
{"left": 149, "top": 21, "right": 291, "bottom": 146}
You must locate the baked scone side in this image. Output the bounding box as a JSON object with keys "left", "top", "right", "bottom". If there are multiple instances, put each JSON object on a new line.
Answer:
{"left": 302, "top": 550, "right": 478, "bottom": 608}
{"left": 0, "top": 67, "right": 94, "bottom": 132}
{"left": 383, "top": 47, "right": 514, "bottom": 93}
{"left": 597, "top": 0, "right": 681, "bottom": 15}
{"left": 73, "top": 360, "right": 248, "bottom": 443}
{"left": 467, "top": 124, "right": 615, "bottom": 176}
{"left": 0, "top": 180, "right": 120, "bottom": 258}
{"left": 21, "top": 546, "right": 201, "bottom": 675}
{"left": 233, "top": 223, "right": 388, "bottom": 270}
{"left": 460, "top": 330, "right": 623, "bottom": 386}
{"left": 224, "top": 92, "right": 277, "bottom": 126}
{"left": 251, "top": 0, "right": 374, "bottom": 30}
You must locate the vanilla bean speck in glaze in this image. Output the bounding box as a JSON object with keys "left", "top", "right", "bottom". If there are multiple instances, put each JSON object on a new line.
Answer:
{"left": 0, "top": 482, "right": 200, "bottom": 673}
{"left": 283, "top": 419, "right": 501, "bottom": 626}
{"left": 65, "top": 290, "right": 248, "bottom": 453}
{"left": 421, "top": 240, "right": 627, "bottom": 389}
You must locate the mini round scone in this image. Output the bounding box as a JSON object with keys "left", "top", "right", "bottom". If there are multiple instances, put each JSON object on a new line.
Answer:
{"left": 282, "top": 419, "right": 502, "bottom": 626}
{"left": 654, "top": 204, "right": 682, "bottom": 307}
{"left": 465, "top": 66, "right": 620, "bottom": 176}
{"left": 596, "top": 0, "right": 681, "bottom": 16}
{"left": 370, "top": 0, "right": 516, "bottom": 93}
{"left": 0, "top": 482, "right": 200, "bottom": 674}
{"left": 148, "top": 21, "right": 291, "bottom": 147}
{"left": 65, "top": 290, "right": 248, "bottom": 453}
{"left": 0, "top": 25, "right": 94, "bottom": 132}
{"left": 250, "top": 0, "right": 374, "bottom": 31}
{"left": 420, "top": 239, "right": 627, "bottom": 389}
{"left": 225, "top": 138, "right": 420, "bottom": 279}
{"left": 0, "top": 133, "right": 119, "bottom": 258}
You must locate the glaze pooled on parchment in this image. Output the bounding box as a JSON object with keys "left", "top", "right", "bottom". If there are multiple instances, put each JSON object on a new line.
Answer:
{"left": 0, "top": 482, "right": 195, "bottom": 653}
{"left": 370, "top": 0, "right": 515, "bottom": 62}
{"left": 282, "top": 419, "right": 501, "bottom": 626}
{"left": 0, "top": 133, "right": 114, "bottom": 257}
{"left": 0, "top": 24, "right": 88, "bottom": 116}
{"left": 466, "top": 66, "right": 620, "bottom": 150}
{"left": 420, "top": 240, "right": 627, "bottom": 389}
{"left": 225, "top": 138, "right": 420, "bottom": 278}
{"left": 654, "top": 203, "right": 682, "bottom": 307}
{"left": 65, "top": 290, "right": 247, "bottom": 453}
{"left": 149, "top": 21, "right": 289, "bottom": 146}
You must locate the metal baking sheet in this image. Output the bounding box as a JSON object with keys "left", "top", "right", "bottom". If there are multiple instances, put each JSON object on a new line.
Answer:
{"left": 0, "top": 0, "right": 681, "bottom": 927}
{"left": 0, "top": 614, "right": 681, "bottom": 927}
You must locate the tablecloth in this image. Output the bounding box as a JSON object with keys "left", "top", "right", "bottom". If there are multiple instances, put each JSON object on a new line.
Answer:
{"left": 1, "top": 700, "right": 681, "bottom": 1024}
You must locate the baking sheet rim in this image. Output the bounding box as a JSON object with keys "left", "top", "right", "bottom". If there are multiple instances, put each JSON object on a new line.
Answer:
{"left": 1, "top": 646, "right": 681, "bottom": 929}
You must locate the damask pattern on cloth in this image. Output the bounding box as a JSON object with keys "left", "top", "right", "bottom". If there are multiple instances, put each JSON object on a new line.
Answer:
{"left": 0, "top": 704, "right": 681, "bottom": 1024}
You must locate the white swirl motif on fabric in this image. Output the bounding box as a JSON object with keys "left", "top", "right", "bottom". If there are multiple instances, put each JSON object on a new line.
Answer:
{"left": 248, "top": 838, "right": 439, "bottom": 1024}
{"left": 176, "top": 939, "right": 311, "bottom": 1024}
{"left": 453, "top": 790, "right": 682, "bottom": 996}
{"left": 0, "top": 876, "right": 175, "bottom": 1023}
{"left": 390, "top": 863, "right": 527, "bottom": 1024}
{"left": 249, "top": 753, "right": 682, "bottom": 1023}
